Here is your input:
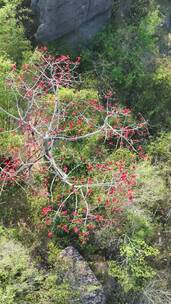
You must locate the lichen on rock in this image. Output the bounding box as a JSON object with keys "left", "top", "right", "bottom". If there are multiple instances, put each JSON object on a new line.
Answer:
{"left": 60, "top": 246, "right": 106, "bottom": 304}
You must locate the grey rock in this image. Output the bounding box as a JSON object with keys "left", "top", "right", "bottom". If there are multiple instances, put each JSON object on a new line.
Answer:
{"left": 31, "top": 0, "right": 113, "bottom": 46}
{"left": 60, "top": 246, "right": 106, "bottom": 304}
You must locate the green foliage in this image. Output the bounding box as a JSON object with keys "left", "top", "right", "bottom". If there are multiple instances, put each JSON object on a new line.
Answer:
{"left": 0, "top": 56, "right": 17, "bottom": 128}
{"left": 0, "top": 186, "right": 47, "bottom": 240}
{"left": 135, "top": 161, "right": 167, "bottom": 210}
{"left": 0, "top": 1, "right": 171, "bottom": 299}
{"left": 132, "top": 134, "right": 171, "bottom": 234}
{"left": 58, "top": 87, "right": 98, "bottom": 102}
{"left": 125, "top": 207, "right": 155, "bottom": 240}
{"left": 106, "top": 148, "right": 136, "bottom": 166}
{"left": 0, "top": 0, "right": 31, "bottom": 64}
{"left": 148, "top": 132, "right": 171, "bottom": 162}
{"left": 0, "top": 234, "right": 41, "bottom": 304}
{"left": 0, "top": 133, "right": 23, "bottom": 155}
{"left": 81, "top": 8, "right": 160, "bottom": 87}
{"left": 113, "top": 0, "right": 154, "bottom": 25}
{"left": 47, "top": 241, "right": 62, "bottom": 265}
{"left": 81, "top": 7, "right": 171, "bottom": 128}
{"left": 109, "top": 238, "right": 159, "bottom": 292}
{"left": 0, "top": 185, "right": 28, "bottom": 226}
{"left": 27, "top": 195, "right": 48, "bottom": 225}
{"left": 0, "top": 230, "right": 76, "bottom": 304}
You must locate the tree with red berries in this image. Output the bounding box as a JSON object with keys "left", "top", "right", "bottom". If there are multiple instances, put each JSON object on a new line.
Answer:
{"left": 0, "top": 48, "right": 147, "bottom": 243}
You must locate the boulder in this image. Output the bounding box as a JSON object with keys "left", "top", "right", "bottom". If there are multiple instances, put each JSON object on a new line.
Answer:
{"left": 31, "top": 0, "right": 113, "bottom": 45}
{"left": 60, "top": 246, "right": 106, "bottom": 304}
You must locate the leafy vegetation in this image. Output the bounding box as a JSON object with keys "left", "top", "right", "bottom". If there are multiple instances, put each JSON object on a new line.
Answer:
{"left": 81, "top": 3, "right": 171, "bottom": 129}
{"left": 0, "top": 1, "right": 171, "bottom": 303}
{"left": 0, "top": 0, "right": 31, "bottom": 64}
{"left": 0, "top": 228, "right": 76, "bottom": 304}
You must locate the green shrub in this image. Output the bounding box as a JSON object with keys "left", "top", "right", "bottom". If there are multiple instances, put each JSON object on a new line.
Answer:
{"left": 113, "top": 0, "right": 154, "bottom": 25}
{"left": 0, "top": 133, "right": 23, "bottom": 155}
{"left": 125, "top": 207, "right": 155, "bottom": 240}
{"left": 0, "top": 185, "right": 28, "bottom": 226}
{"left": 0, "top": 56, "right": 17, "bottom": 129}
{"left": 58, "top": 87, "right": 98, "bottom": 102}
{"left": 109, "top": 238, "right": 159, "bottom": 292}
{"left": 135, "top": 161, "right": 167, "bottom": 210}
{"left": 0, "top": 229, "right": 76, "bottom": 304}
{"left": 148, "top": 132, "right": 171, "bottom": 163}
{"left": 81, "top": 6, "right": 171, "bottom": 128}
{"left": 0, "top": 0, "right": 31, "bottom": 64}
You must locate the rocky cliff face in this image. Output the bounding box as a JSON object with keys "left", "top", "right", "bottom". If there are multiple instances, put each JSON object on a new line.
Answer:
{"left": 31, "top": 0, "right": 113, "bottom": 46}
{"left": 60, "top": 246, "right": 106, "bottom": 304}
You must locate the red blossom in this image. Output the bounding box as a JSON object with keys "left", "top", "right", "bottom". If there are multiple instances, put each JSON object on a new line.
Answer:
{"left": 94, "top": 215, "right": 104, "bottom": 222}
{"left": 42, "top": 206, "right": 53, "bottom": 216}
{"left": 61, "top": 210, "right": 68, "bottom": 216}
{"left": 122, "top": 108, "right": 131, "bottom": 116}
{"left": 73, "top": 226, "right": 79, "bottom": 234}
{"left": 104, "top": 91, "right": 113, "bottom": 99}
{"left": 11, "top": 63, "right": 16, "bottom": 71}
{"left": 72, "top": 211, "right": 78, "bottom": 216}
{"left": 76, "top": 56, "right": 81, "bottom": 63}
{"left": 23, "top": 64, "right": 29, "bottom": 71}
{"left": 105, "top": 199, "right": 110, "bottom": 207}
{"left": 87, "top": 163, "right": 93, "bottom": 171}
{"left": 45, "top": 218, "right": 52, "bottom": 225}
{"left": 62, "top": 224, "right": 69, "bottom": 233}
{"left": 48, "top": 231, "right": 53, "bottom": 238}
{"left": 120, "top": 172, "right": 128, "bottom": 181}
{"left": 63, "top": 166, "right": 68, "bottom": 173}
{"left": 87, "top": 224, "right": 95, "bottom": 230}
